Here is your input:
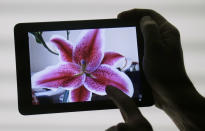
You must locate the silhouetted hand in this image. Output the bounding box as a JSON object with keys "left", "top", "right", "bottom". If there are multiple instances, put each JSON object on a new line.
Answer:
{"left": 105, "top": 86, "right": 152, "bottom": 131}
{"left": 118, "top": 9, "right": 190, "bottom": 108}
{"left": 106, "top": 9, "right": 205, "bottom": 131}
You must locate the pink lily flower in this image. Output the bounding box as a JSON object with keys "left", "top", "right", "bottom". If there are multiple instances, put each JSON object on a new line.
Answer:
{"left": 32, "top": 29, "right": 134, "bottom": 102}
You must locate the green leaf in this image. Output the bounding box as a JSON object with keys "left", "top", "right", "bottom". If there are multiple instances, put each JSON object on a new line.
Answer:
{"left": 31, "top": 32, "right": 43, "bottom": 44}
{"left": 30, "top": 31, "right": 59, "bottom": 55}
{"left": 35, "top": 37, "right": 43, "bottom": 44}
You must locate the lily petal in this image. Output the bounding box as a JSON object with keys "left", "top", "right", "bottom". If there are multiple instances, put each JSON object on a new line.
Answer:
{"left": 32, "top": 63, "right": 85, "bottom": 90}
{"left": 101, "top": 51, "right": 124, "bottom": 66}
{"left": 69, "top": 86, "right": 92, "bottom": 102}
{"left": 50, "top": 36, "right": 73, "bottom": 62}
{"left": 73, "top": 29, "right": 104, "bottom": 72}
{"left": 84, "top": 64, "right": 134, "bottom": 97}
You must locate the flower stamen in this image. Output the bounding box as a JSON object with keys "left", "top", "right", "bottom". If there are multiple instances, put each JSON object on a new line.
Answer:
{"left": 85, "top": 72, "right": 96, "bottom": 79}
{"left": 73, "top": 72, "right": 84, "bottom": 77}
{"left": 81, "top": 60, "right": 86, "bottom": 72}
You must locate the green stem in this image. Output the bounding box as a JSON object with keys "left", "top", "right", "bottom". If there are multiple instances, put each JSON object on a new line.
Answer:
{"left": 38, "top": 34, "right": 59, "bottom": 55}
{"left": 66, "top": 30, "right": 70, "bottom": 40}
{"left": 63, "top": 90, "right": 69, "bottom": 103}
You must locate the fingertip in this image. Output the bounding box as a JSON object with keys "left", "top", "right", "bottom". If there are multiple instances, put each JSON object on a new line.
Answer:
{"left": 140, "top": 16, "right": 153, "bottom": 24}
{"left": 117, "top": 12, "right": 125, "bottom": 19}
{"left": 105, "top": 85, "right": 117, "bottom": 96}
{"left": 106, "top": 85, "right": 126, "bottom": 102}
{"left": 117, "top": 8, "right": 137, "bottom": 19}
{"left": 117, "top": 9, "right": 131, "bottom": 19}
{"left": 140, "top": 16, "right": 154, "bottom": 28}
{"left": 116, "top": 123, "right": 129, "bottom": 130}
{"left": 105, "top": 85, "right": 112, "bottom": 94}
{"left": 106, "top": 123, "right": 129, "bottom": 131}
{"left": 140, "top": 16, "right": 159, "bottom": 34}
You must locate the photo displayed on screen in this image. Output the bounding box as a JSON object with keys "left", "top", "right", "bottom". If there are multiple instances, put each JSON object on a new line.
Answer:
{"left": 29, "top": 27, "right": 142, "bottom": 105}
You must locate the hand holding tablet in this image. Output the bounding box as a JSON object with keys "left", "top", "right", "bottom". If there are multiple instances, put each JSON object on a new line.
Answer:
{"left": 105, "top": 9, "right": 205, "bottom": 131}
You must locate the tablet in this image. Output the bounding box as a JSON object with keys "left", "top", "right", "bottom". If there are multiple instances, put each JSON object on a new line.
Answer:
{"left": 14, "top": 19, "right": 153, "bottom": 115}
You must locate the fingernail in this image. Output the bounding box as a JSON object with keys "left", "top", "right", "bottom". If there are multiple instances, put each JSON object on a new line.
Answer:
{"left": 140, "top": 16, "right": 152, "bottom": 24}
{"left": 140, "top": 16, "right": 153, "bottom": 29}
{"left": 141, "top": 16, "right": 152, "bottom": 22}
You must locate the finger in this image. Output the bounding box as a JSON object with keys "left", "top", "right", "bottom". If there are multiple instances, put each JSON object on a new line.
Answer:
{"left": 118, "top": 8, "right": 179, "bottom": 36}
{"left": 106, "top": 122, "right": 153, "bottom": 131}
{"left": 140, "top": 16, "right": 163, "bottom": 58}
{"left": 106, "top": 86, "right": 145, "bottom": 123}
{"left": 117, "top": 8, "right": 167, "bottom": 26}
{"left": 106, "top": 123, "right": 129, "bottom": 131}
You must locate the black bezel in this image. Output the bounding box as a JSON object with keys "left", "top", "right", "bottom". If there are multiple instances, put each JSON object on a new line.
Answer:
{"left": 14, "top": 19, "right": 154, "bottom": 115}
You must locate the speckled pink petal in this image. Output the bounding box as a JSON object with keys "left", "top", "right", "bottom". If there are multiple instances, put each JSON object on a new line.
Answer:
{"left": 73, "top": 29, "right": 104, "bottom": 72}
{"left": 32, "top": 63, "right": 85, "bottom": 90}
{"left": 101, "top": 52, "right": 124, "bottom": 66}
{"left": 69, "top": 86, "right": 92, "bottom": 102}
{"left": 84, "top": 64, "right": 134, "bottom": 97}
{"left": 50, "top": 36, "right": 73, "bottom": 62}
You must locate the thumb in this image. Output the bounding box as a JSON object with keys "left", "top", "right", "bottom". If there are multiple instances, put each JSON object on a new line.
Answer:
{"left": 140, "top": 16, "right": 162, "bottom": 58}
{"left": 106, "top": 86, "right": 148, "bottom": 123}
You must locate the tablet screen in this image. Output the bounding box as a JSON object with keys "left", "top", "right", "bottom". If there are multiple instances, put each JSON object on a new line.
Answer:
{"left": 29, "top": 27, "right": 142, "bottom": 105}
